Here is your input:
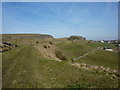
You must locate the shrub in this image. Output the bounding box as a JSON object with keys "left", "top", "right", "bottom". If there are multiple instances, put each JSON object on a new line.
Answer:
{"left": 55, "top": 50, "right": 67, "bottom": 61}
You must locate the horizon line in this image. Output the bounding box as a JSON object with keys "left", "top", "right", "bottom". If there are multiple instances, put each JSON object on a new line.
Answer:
{"left": 0, "top": 33, "right": 118, "bottom": 41}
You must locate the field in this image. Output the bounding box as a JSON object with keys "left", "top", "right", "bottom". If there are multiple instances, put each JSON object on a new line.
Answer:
{"left": 56, "top": 40, "right": 118, "bottom": 70}
{"left": 1, "top": 34, "right": 119, "bottom": 88}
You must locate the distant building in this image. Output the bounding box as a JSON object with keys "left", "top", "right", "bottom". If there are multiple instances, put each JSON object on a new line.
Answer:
{"left": 108, "top": 41, "right": 111, "bottom": 43}
{"left": 103, "top": 47, "right": 113, "bottom": 52}
{"left": 105, "top": 49, "right": 113, "bottom": 51}
{"left": 110, "top": 40, "right": 118, "bottom": 44}
{"left": 118, "top": 44, "right": 120, "bottom": 49}
{"left": 104, "top": 41, "right": 109, "bottom": 43}
{"left": 100, "top": 40, "right": 118, "bottom": 44}
{"left": 101, "top": 40, "right": 104, "bottom": 43}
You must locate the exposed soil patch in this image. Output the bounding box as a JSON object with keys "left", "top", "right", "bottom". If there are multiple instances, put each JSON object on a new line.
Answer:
{"left": 71, "top": 62, "right": 120, "bottom": 78}
{"left": 36, "top": 40, "right": 65, "bottom": 61}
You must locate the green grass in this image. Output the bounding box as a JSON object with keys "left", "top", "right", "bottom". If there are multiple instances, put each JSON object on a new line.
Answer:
{"left": 56, "top": 40, "right": 117, "bottom": 58}
{"left": 56, "top": 40, "right": 93, "bottom": 59}
{"left": 56, "top": 40, "right": 118, "bottom": 70}
{"left": 2, "top": 38, "right": 119, "bottom": 88}
{"left": 75, "top": 49, "right": 118, "bottom": 70}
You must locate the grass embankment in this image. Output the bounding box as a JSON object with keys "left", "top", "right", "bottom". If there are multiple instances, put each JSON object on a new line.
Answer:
{"left": 75, "top": 49, "right": 118, "bottom": 70}
{"left": 2, "top": 39, "right": 119, "bottom": 88}
{"left": 56, "top": 40, "right": 118, "bottom": 70}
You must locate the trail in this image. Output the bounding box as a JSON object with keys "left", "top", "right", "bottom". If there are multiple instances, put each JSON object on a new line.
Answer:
{"left": 72, "top": 48, "right": 99, "bottom": 61}
{"left": 71, "top": 48, "right": 120, "bottom": 78}
{"left": 2, "top": 44, "right": 119, "bottom": 88}
{"left": 2, "top": 45, "right": 57, "bottom": 88}
{"left": 2, "top": 46, "right": 32, "bottom": 87}
{"left": 2, "top": 45, "right": 43, "bottom": 88}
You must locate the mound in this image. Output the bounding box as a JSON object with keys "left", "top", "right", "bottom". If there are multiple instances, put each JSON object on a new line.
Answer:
{"left": 68, "top": 35, "right": 86, "bottom": 40}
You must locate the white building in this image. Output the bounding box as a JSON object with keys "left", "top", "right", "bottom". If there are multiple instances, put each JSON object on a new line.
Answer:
{"left": 105, "top": 49, "right": 113, "bottom": 51}
{"left": 101, "top": 40, "right": 104, "bottom": 43}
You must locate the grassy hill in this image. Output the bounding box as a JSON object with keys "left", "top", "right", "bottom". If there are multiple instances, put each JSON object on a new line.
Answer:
{"left": 1, "top": 34, "right": 53, "bottom": 39}
{"left": 2, "top": 34, "right": 119, "bottom": 88}
{"left": 75, "top": 49, "right": 118, "bottom": 70}
{"left": 56, "top": 39, "right": 118, "bottom": 70}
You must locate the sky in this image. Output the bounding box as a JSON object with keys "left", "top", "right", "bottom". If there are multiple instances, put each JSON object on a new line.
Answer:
{"left": 0, "top": 2, "right": 2, "bottom": 35}
{"left": 2, "top": 2, "right": 118, "bottom": 40}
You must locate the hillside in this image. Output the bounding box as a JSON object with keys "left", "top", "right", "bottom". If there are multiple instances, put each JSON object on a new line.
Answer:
{"left": 1, "top": 34, "right": 53, "bottom": 39}
{"left": 2, "top": 34, "right": 119, "bottom": 88}
{"left": 56, "top": 39, "right": 119, "bottom": 70}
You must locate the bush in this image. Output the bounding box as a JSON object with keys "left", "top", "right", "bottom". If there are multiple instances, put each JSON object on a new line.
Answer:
{"left": 55, "top": 50, "right": 67, "bottom": 61}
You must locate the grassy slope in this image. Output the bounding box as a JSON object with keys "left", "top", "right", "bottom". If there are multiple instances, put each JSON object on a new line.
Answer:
{"left": 56, "top": 40, "right": 92, "bottom": 59}
{"left": 56, "top": 40, "right": 118, "bottom": 70}
{"left": 2, "top": 38, "right": 119, "bottom": 88}
{"left": 76, "top": 49, "right": 118, "bottom": 70}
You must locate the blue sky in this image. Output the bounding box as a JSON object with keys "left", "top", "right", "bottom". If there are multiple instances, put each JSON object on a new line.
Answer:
{"left": 2, "top": 2, "right": 118, "bottom": 40}
{"left": 0, "top": 2, "right": 2, "bottom": 34}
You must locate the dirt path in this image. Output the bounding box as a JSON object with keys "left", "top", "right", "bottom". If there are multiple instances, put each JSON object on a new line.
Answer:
{"left": 2, "top": 45, "right": 40, "bottom": 87}
{"left": 2, "top": 45, "right": 119, "bottom": 88}
{"left": 71, "top": 48, "right": 119, "bottom": 75}
{"left": 72, "top": 48, "right": 99, "bottom": 61}
{"left": 3, "top": 44, "right": 55, "bottom": 88}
